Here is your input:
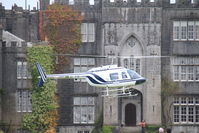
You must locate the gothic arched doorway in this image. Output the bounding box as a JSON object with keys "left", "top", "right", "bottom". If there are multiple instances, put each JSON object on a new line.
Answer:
{"left": 125, "top": 103, "right": 136, "bottom": 126}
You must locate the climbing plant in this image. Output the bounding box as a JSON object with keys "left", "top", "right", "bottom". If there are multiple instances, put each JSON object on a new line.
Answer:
{"left": 23, "top": 45, "right": 58, "bottom": 133}
{"left": 161, "top": 78, "right": 180, "bottom": 128}
{"left": 43, "top": 3, "right": 83, "bottom": 72}
{"left": 92, "top": 112, "right": 103, "bottom": 133}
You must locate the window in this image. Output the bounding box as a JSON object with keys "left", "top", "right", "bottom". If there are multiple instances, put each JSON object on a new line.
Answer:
{"left": 173, "top": 21, "right": 199, "bottom": 41}
{"left": 127, "top": 69, "right": 141, "bottom": 79}
{"left": 173, "top": 22, "right": 180, "bottom": 40}
{"left": 188, "top": 21, "right": 194, "bottom": 40}
{"left": 89, "top": 0, "right": 94, "bottom": 5}
{"left": 195, "top": 22, "right": 199, "bottom": 40}
{"left": 137, "top": 0, "right": 141, "bottom": 2}
{"left": 122, "top": 72, "right": 128, "bottom": 79}
{"left": 150, "top": 0, "right": 155, "bottom": 2}
{"left": 74, "top": 58, "right": 95, "bottom": 82}
{"left": 69, "top": 0, "right": 74, "bottom": 5}
{"left": 173, "top": 96, "right": 199, "bottom": 124}
{"left": 81, "top": 23, "right": 95, "bottom": 42}
{"left": 126, "top": 37, "right": 137, "bottom": 48}
{"left": 73, "top": 97, "right": 95, "bottom": 124}
{"left": 17, "top": 61, "right": 31, "bottom": 79}
{"left": 172, "top": 57, "right": 199, "bottom": 81}
{"left": 170, "top": 0, "right": 176, "bottom": 4}
{"left": 123, "top": 58, "right": 141, "bottom": 74}
{"left": 16, "top": 89, "right": 32, "bottom": 112}
{"left": 78, "top": 131, "right": 90, "bottom": 133}
{"left": 110, "top": 0, "right": 114, "bottom": 2}
{"left": 181, "top": 22, "right": 187, "bottom": 40}
{"left": 17, "top": 129, "right": 30, "bottom": 133}
{"left": 110, "top": 73, "right": 119, "bottom": 80}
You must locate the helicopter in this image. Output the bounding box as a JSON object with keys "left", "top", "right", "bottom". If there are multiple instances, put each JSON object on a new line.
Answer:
{"left": 36, "top": 62, "right": 146, "bottom": 97}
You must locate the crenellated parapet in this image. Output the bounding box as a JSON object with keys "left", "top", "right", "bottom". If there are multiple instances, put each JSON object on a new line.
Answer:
{"left": 103, "top": 0, "right": 162, "bottom": 7}
{"left": 2, "top": 41, "right": 33, "bottom": 48}
{"left": 102, "top": 0, "right": 199, "bottom": 8}
{"left": 55, "top": 0, "right": 101, "bottom": 8}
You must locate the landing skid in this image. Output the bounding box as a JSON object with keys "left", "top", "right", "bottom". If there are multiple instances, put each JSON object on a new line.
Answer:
{"left": 101, "top": 87, "right": 137, "bottom": 98}
{"left": 101, "top": 92, "right": 138, "bottom": 98}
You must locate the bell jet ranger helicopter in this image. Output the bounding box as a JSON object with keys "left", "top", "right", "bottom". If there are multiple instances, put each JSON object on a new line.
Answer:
{"left": 36, "top": 63, "right": 146, "bottom": 97}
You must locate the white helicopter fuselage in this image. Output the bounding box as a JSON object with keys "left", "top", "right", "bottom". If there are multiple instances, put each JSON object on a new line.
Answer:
{"left": 36, "top": 63, "right": 146, "bottom": 89}
{"left": 83, "top": 65, "right": 146, "bottom": 88}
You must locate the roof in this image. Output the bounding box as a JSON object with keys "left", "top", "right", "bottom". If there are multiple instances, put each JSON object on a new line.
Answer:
{"left": 2, "top": 30, "right": 25, "bottom": 47}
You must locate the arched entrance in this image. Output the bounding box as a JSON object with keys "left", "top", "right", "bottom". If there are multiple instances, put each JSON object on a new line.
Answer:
{"left": 125, "top": 103, "right": 136, "bottom": 126}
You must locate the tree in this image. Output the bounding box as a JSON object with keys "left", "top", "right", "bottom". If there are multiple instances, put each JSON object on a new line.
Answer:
{"left": 43, "top": 3, "right": 83, "bottom": 72}
{"left": 161, "top": 78, "right": 180, "bottom": 128}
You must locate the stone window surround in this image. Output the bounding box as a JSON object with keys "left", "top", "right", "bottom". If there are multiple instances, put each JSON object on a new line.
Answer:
{"left": 73, "top": 57, "right": 95, "bottom": 82}
{"left": 16, "top": 89, "right": 32, "bottom": 113}
{"left": 172, "top": 56, "right": 199, "bottom": 82}
{"left": 173, "top": 21, "right": 199, "bottom": 41}
{"left": 73, "top": 97, "right": 95, "bottom": 124}
{"left": 81, "top": 23, "right": 95, "bottom": 43}
{"left": 173, "top": 96, "right": 199, "bottom": 124}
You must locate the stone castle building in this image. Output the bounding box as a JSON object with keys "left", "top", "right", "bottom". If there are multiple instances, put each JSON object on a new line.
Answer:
{"left": 0, "top": 0, "right": 199, "bottom": 133}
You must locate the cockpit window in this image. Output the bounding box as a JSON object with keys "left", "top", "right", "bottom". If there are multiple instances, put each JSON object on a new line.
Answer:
{"left": 127, "top": 70, "right": 141, "bottom": 79}
{"left": 122, "top": 72, "right": 128, "bottom": 79}
{"left": 110, "top": 73, "right": 119, "bottom": 80}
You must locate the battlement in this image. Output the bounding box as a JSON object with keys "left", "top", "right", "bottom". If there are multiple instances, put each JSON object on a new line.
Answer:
{"left": 103, "top": 0, "right": 199, "bottom": 8}
{"left": 55, "top": 0, "right": 101, "bottom": 7}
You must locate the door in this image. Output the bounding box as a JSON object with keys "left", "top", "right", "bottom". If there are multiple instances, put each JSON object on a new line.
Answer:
{"left": 125, "top": 103, "right": 136, "bottom": 126}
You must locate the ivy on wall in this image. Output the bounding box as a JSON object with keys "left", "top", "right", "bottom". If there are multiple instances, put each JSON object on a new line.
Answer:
{"left": 23, "top": 45, "right": 58, "bottom": 133}
{"left": 43, "top": 3, "right": 83, "bottom": 73}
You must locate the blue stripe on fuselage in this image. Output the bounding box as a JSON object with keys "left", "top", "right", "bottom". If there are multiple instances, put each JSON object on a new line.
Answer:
{"left": 90, "top": 73, "right": 106, "bottom": 82}
{"left": 86, "top": 76, "right": 102, "bottom": 84}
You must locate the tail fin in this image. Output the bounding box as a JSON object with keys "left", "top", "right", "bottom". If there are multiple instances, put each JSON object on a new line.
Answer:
{"left": 36, "top": 63, "right": 47, "bottom": 87}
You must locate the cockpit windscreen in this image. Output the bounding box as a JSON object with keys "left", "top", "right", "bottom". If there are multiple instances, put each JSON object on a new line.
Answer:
{"left": 127, "top": 70, "right": 141, "bottom": 79}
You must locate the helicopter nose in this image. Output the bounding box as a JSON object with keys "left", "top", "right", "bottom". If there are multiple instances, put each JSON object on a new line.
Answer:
{"left": 135, "top": 78, "right": 146, "bottom": 85}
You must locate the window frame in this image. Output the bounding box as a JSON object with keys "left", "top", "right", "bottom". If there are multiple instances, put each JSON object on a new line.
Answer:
{"left": 69, "top": 0, "right": 74, "bottom": 5}
{"left": 81, "top": 23, "right": 95, "bottom": 43}
{"left": 172, "top": 57, "right": 199, "bottom": 82}
{"left": 173, "top": 21, "right": 199, "bottom": 41}
{"left": 17, "top": 61, "right": 31, "bottom": 79}
{"left": 73, "top": 97, "right": 95, "bottom": 124}
{"left": 16, "top": 89, "right": 32, "bottom": 113}
{"left": 89, "top": 0, "right": 94, "bottom": 5}
{"left": 173, "top": 96, "right": 199, "bottom": 124}
{"left": 73, "top": 58, "right": 95, "bottom": 82}
{"left": 77, "top": 131, "right": 90, "bottom": 133}
{"left": 110, "top": 73, "right": 119, "bottom": 81}
{"left": 170, "top": 0, "right": 176, "bottom": 4}
{"left": 123, "top": 58, "right": 141, "bottom": 74}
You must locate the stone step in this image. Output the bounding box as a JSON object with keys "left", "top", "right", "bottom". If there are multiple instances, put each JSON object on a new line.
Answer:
{"left": 120, "top": 126, "right": 141, "bottom": 133}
